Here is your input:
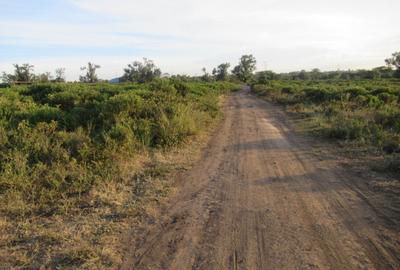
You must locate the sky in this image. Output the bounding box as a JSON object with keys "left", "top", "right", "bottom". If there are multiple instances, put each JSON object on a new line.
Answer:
{"left": 0, "top": 0, "right": 399, "bottom": 81}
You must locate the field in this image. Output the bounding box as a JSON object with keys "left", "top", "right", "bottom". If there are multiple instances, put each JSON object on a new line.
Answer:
{"left": 0, "top": 80, "right": 239, "bottom": 268}
{"left": 251, "top": 79, "right": 400, "bottom": 172}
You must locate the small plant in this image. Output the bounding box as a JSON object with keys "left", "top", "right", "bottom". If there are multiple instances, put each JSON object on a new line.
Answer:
{"left": 251, "top": 77, "right": 400, "bottom": 157}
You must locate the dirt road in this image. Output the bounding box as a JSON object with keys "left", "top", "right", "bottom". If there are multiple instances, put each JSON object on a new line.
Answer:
{"left": 122, "top": 90, "right": 400, "bottom": 270}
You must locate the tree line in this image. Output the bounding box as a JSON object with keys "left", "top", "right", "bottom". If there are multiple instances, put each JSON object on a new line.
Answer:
{"left": 0, "top": 55, "right": 257, "bottom": 85}
{"left": 1, "top": 51, "right": 399, "bottom": 85}
{"left": 1, "top": 65, "right": 66, "bottom": 84}
{"left": 255, "top": 52, "right": 400, "bottom": 82}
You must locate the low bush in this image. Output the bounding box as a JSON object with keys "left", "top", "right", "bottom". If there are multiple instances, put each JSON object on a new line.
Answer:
{"left": 251, "top": 79, "right": 400, "bottom": 155}
{"left": 0, "top": 80, "right": 238, "bottom": 215}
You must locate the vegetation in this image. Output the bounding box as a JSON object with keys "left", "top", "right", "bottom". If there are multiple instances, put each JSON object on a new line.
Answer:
{"left": 80, "top": 62, "right": 101, "bottom": 83}
{"left": 252, "top": 78, "right": 400, "bottom": 171}
{"left": 121, "top": 58, "right": 162, "bottom": 83}
{"left": 385, "top": 51, "right": 400, "bottom": 78}
{"left": 0, "top": 79, "right": 237, "bottom": 213}
{"left": 1, "top": 64, "right": 35, "bottom": 83}
{"left": 232, "top": 54, "right": 257, "bottom": 83}
{"left": 254, "top": 52, "right": 400, "bottom": 82}
{"left": 212, "top": 63, "right": 231, "bottom": 81}
{"left": 255, "top": 67, "right": 396, "bottom": 81}
{"left": 0, "top": 54, "right": 255, "bottom": 86}
{"left": 55, "top": 68, "right": 66, "bottom": 83}
{"left": 0, "top": 78, "right": 238, "bottom": 268}
{"left": 1, "top": 64, "right": 68, "bottom": 84}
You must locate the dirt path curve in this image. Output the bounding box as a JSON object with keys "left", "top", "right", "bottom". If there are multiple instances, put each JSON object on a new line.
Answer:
{"left": 122, "top": 89, "right": 400, "bottom": 270}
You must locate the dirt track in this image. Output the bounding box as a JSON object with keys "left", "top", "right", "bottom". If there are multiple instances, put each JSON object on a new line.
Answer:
{"left": 122, "top": 89, "right": 400, "bottom": 270}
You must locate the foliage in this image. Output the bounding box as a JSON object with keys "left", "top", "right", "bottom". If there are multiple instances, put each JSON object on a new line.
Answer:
{"left": 212, "top": 63, "right": 231, "bottom": 81}
{"left": 121, "top": 58, "right": 161, "bottom": 83}
{"left": 54, "top": 68, "right": 66, "bottom": 82}
{"left": 36, "top": 72, "right": 53, "bottom": 83}
{"left": 254, "top": 68, "right": 397, "bottom": 81}
{"left": 201, "top": 67, "right": 213, "bottom": 82}
{"left": 1, "top": 63, "right": 35, "bottom": 83}
{"left": 0, "top": 80, "right": 237, "bottom": 215}
{"left": 255, "top": 70, "right": 278, "bottom": 84}
{"left": 232, "top": 54, "right": 257, "bottom": 82}
{"left": 253, "top": 51, "right": 400, "bottom": 81}
{"left": 80, "top": 62, "right": 101, "bottom": 83}
{"left": 385, "top": 51, "right": 400, "bottom": 78}
{"left": 252, "top": 79, "right": 400, "bottom": 157}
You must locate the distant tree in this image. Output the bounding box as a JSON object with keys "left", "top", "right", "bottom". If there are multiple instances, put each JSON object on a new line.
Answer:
{"left": 201, "top": 67, "right": 213, "bottom": 82}
{"left": 372, "top": 66, "right": 393, "bottom": 79}
{"left": 385, "top": 51, "right": 400, "bottom": 78}
{"left": 232, "top": 55, "right": 257, "bottom": 82}
{"left": 1, "top": 63, "right": 35, "bottom": 83}
{"left": 212, "top": 63, "right": 231, "bottom": 81}
{"left": 121, "top": 58, "right": 161, "bottom": 83}
{"left": 339, "top": 71, "right": 350, "bottom": 80}
{"left": 255, "top": 70, "right": 277, "bottom": 84}
{"left": 170, "top": 74, "right": 192, "bottom": 82}
{"left": 298, "top": 70, "right": 309, "bottom": 80}
{"left": 310, "top": 68, "right": 322, "bottom": 80}
{"left": 54, "top": 68, "right": 66, "bottom": 82}
{"left": 36, "top": 72, "right": 53, "bottom": 83}
{"left": 358, "top": 69, "right": 379, "bottom": 80}
{"left": 1, "top": 72, "right": 12, "bottom": 84}
{"left": 80, "top": 62, "right": 100, "bottom": 83}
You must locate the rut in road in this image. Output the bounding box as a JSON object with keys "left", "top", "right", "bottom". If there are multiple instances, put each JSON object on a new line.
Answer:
{"left": 122, "top": 90, "right": 400, "bottom": 270}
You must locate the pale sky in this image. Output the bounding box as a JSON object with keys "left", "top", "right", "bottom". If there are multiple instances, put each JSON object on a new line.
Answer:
{"left": 0, "top": 0, "right": 399, "bottom": 80}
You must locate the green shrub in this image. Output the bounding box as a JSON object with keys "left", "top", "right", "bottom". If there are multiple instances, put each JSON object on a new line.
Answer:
{"left": 252, "top": 79, "right": 400, "bottom": 157}
{"left": 325, "top": 118, "right": 367, "bottom": 140}
{"left": 345, "top": 86, "right": 368, "bottom": 97}
{"left": 378, "top": 92, "right": 397, "bottom": 104}
{"left": 0, "top": 80, "right": 238, "bottom": 215}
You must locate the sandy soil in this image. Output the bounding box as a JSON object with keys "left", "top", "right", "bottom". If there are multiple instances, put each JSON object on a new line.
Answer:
{"left": 121, "top": 89, "right": 400, "bottom": 270}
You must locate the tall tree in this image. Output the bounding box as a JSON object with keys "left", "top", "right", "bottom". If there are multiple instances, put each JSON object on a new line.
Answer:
{"left": 201, "top": 67, "right": 213, "bottom": 82}
{"left": 232, "top": 55, "right": 257, "bottom": 82}
{"left": 372, "top": 66, "right": 393, "bottom": 79}
{"left": 36, "top": 72, "right": 53, "bottom": 83}
{"left": 310, "top": 68, "right": 322, "bottom": 80}
{"left": 54, "top": 68, "right": 66, "bottom": 82}
{"left": 255, "top": 70, "right": 277, "bottom": 84}
{"left": 1, "top": 64, "right": 34, "bottom": 83}
{"left": 385, "top": 51, "right": 400, "bottom": 78}
{"left": 121, "top": 58, "right": 161, "bottom": 83}
{"left": 212, "top": 63, "right": 231, "bottom": 81}
{"left": 80, "top": 62, "right": 101, "bottom": 83}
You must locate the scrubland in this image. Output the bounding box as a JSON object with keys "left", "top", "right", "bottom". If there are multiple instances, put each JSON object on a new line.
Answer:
{"left": 0, "top": 80, "right": 238, "bottom": 269}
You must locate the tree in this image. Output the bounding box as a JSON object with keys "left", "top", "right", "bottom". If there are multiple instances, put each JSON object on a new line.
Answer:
{"left": 121, "top": 58, "right": 161, "bottom": 83}
{"left": 212, "top": 63, "right": 230, "bottom": 81}
{"left": 255, "top": 70, "right": 277, "bottom": 84}
{"left": 372, "top": 66, "right": 393, "bottom": 79}
{"left": 232, "top": 55, "right": 257, "bottom": 82}
{"left": 201, "top": 67, "right": 213, "bottom": 82}
{"left": 298, "top": 70, "right": 309, "bottom": 80}
{"left": 385, "top": 51, "right": 400, "bottom": 78}
{"left": 36, "top": 72, "right": 53, "bottom": 83}
{"left": 1, "top": 72, "right": 12, "bottom": 84}
{"left": 54, "top": 68, "right": 66, "bottom": 82}
{"left": 80, "top": 62, "right": 101, "bottom": 83}
{"left": 310, "top": 68, "right": 322, "bottom": 80}
{"left": 1, "top": 63, "right": 35, "bottom": 83}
